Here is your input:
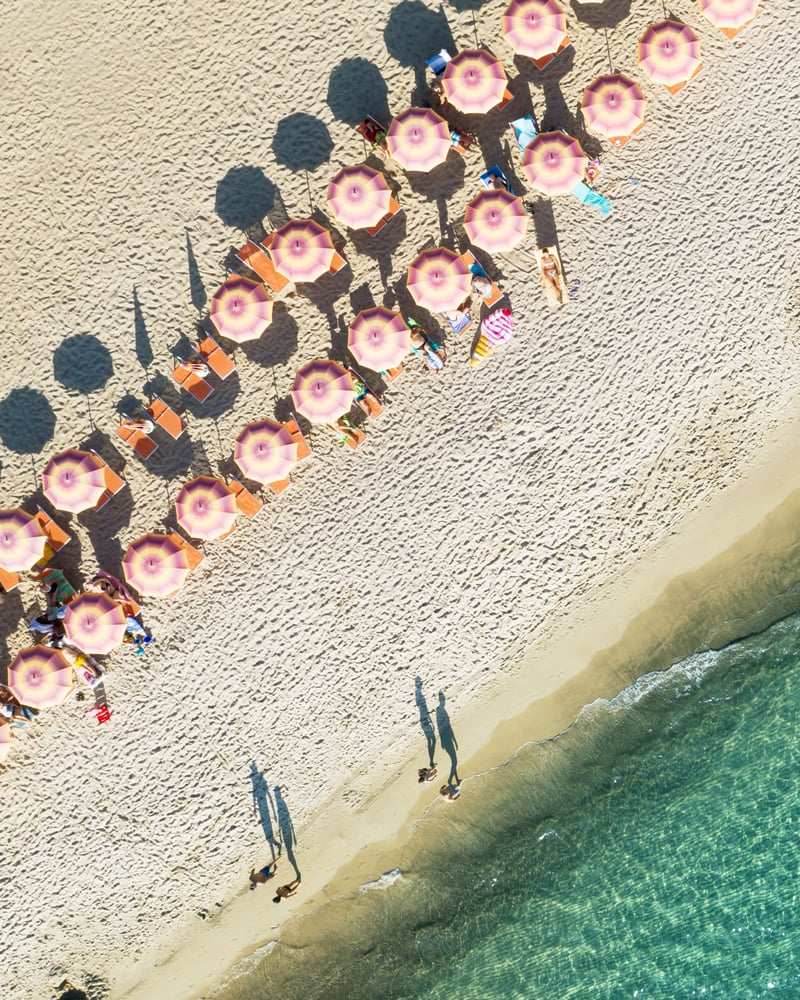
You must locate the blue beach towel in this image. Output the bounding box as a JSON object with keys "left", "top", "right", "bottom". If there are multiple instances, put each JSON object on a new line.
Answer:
{"left": 509, "top": 115, "right": 538, "bottom": 153}
{"left": 571, "top": 181, "right": 612, "bottom": 218}
{"left": 480, "top": 166, "right": 516, "bottom": 196}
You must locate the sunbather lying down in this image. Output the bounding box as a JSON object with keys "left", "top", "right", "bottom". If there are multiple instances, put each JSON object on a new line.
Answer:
{"left": 540, "top": 251, "right": 564, "bottom": 304}
{"left": 410, "top": 330, "right": 447, "bottom": 372}
{"left": 121, "top": 417, "right": 155, "bottom": 433}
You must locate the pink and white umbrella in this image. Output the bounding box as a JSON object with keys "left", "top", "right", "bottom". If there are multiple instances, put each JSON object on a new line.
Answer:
{"left": 175, "top": 477, "right": 237, "bottom": 541}
{"left": 123, "top": 533, "right": 192, "bottom": 598}
{"left": 407, "top": 248, "right": 472, "bottom": 313}
{"left": 698, "top": 0, "right": 759, "bottom": 38}
{"left": 269, "top": 220, "right": 337, "bottom": 283}
{"left": 327, "top": 165, "right": 392, "bottom": 230}
{"left": 347, "top": 308, "right": 411, "bottom": 373}
{"left": 7, "top": 647, "right": 74, "bottom": 709}
{"left": 385, "top": 108, "right": 451, "bottom": 172}
{"left": 291, "top": 360, "right": 355, "bottom": 424}
{"left": 42, "top": 449, "right": 106, "bottom": 514}
{"left": 639, "top": 21, "right": 702, "bottom": 93}
{"left": 502, "top": 0, "right": 569, "bottom": 66}
{"left": 522, "top": 131, "right": 587, "bottom": 196}
{"left": 582, "top": 74, "right": 647, "bottom": 147}
{"left": 0, "top": 509, "right": 46, "bottom": 572}
{"left": 234, "top": 420, "right": 298, "bottom": 485}
{"left": 63, "top": 592, "right": 127, "bottom": 655}
{"left": 441, "top": 50, "right": 509, "bottom": 115}
{"left": 210, "top": 274, "right": 273, "bottom": 343}
{"left": 463, "top": 190, "right": 528, "bottom": 253}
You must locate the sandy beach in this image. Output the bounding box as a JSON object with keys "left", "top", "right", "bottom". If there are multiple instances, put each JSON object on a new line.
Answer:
{"left": 0, "top": 0, "right": 797, "bottom": 998}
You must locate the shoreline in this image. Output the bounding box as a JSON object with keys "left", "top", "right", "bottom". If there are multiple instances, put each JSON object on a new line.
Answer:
{"left": 114, "top": 411, "right": 800, "bottom": 1000}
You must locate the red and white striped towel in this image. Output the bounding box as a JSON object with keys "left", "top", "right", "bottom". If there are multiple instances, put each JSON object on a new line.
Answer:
{"left": 480, "top": 308, "right": 514, "bottom": 347}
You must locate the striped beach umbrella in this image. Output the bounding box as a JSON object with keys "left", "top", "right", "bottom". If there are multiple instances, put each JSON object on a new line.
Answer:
{"left": 407, "top": 248, "right": 472, "bottom": 313}
{"left": 234, "top": 420, "right": 298, "bottom": 485}
{"left": 441, "top": 50, "right": 509, "bottom": 115}
{"left": 0, "top": 722, "right": 11, "bottom": 762}
{"left": 42, "top": 449, "right": 106, "bottom": 514}
{"left": 291, "top": 360, "right": 355, "bottom": 424}
{"left": 582, "top": 74, "right": 647, "bottom": 148}
{"left": 639, "top": 21, "right": 702, "bottom": 92}
{"left": 175, "top": 477, "right": 237, "bottom": 541}
{"left": 327, "top": 165, "right": 392, "bottom": 230}
{"left": 7, "top": 647, "right": 73, "bottom": 709}
{"left": 123, "top": 533, "right": 192, "bottom": 598}
{"left": 210, "top": 275, "right": 273, "bottom": 344}
{"left": 269, "top": 219, "right": 338, "bottom": 283}
{"left": 699, "top": 0, "right": 759, "bottom": 38}
{"left": 385, "top": 108, "right": 451, "bottom": 172}
{"left": 63, "top": 592, "right": 127, "bottom": 655}
{"left": 502, "top": 0, "right": 569, "bottom": 65}
{"left": 463, "top": 190, "right": 528, "bottom": 253}
{"left": 522, "top": 131, "right": 587, "bottom": 196}
{"left": 347, "top": 308, "right": 411, "bottom": 373}
{"left": 0, "top": 509, "right": 46, "bottom": 572}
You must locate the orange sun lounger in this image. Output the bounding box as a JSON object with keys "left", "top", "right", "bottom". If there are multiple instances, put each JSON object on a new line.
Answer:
{"left": 170, "top": 362, "right": 215, "bottom": 403}
{"left": 196, "top": 334, "right": 236, "bottom": 380}
{"left": 348, "top": 369, "right": 385, "bottom": 419}
{"left": 236, "top": 242, "right": 295, "bottom": 299}
{"left": 229, "top": 478, "right": 264, "bottom": 516}
{"left": 166, "top": 531, "right": 204, "bottom": 571}
{"left": 116, "top": 418, "right": 159, "bottom": 461}
{"left": 366, "top": 197, "right": 402, "bottom": 238}
{"left": 283, "top": 417, "right": 311, "bottom": 461}
{"left": 0, "top": 567, "right": 20, "bottom": 592}
{"left": 459, "top": 249, "right": 503, "bottom": 308}
{"left": 35, "top": 506, "right": 71, "bottom": 559}
{"left": 90, "top": 451, "right": 128, "bottom": 511}
{"left": 146, "top": 395, "right": 186, "bottom": 439}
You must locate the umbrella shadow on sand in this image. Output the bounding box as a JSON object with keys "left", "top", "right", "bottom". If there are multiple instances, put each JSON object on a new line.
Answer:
{"left": 570, "top": 0, "right": 632, "bottom": 30}
{"left": 216, "top": 167, "right": 283, "bottom": 232}
{"left": 53, "top": 334, "right": 114, "bottom": 396}
{"left": 75, "top": 428, "right": 134, "bottom": 572}
{"left": 250, "top": 762, "right": 283, "bottom": 861}
{"left": 238, "top": 303, "right": 299, "bottom": 371}
{"left": 327, "top": 58, "right": 391, "bottom": 127}
{"left": 385, "top": 1, "right": 456, "bottom": 93}
{"left": 273, "top": 785, "right": 301, "bottom": 880}
{"left": 0, "top": 388, "right": 56, "bottom": 456}
{"left": 273, "top": 114, "right": 334, "bottom": 174}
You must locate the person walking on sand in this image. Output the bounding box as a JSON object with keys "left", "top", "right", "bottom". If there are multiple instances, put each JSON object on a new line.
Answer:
{"left": 273, "top": 878, "right": 301, "bottom": 903}
{"left": 249, "top": 861, "right": 277, "bottom": 891}
{"left": 418, "top": 765, "right": 438, "bottom": 783}
{"left": 440, "top": 783, "right": 460, "bottom": 802}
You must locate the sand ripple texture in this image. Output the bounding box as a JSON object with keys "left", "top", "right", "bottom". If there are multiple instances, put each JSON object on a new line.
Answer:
{"left": 0, "top": 0, "right": 797, "bottom": 996}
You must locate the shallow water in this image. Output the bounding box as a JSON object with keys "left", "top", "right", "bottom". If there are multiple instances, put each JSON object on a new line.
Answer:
{"left": 212, "top": 611, "right": 800, "bottom": 1000}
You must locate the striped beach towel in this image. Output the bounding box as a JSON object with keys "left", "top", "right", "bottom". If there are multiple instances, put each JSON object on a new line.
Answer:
{"left": 480, "top": 308, "right": 514, "bottom": 347}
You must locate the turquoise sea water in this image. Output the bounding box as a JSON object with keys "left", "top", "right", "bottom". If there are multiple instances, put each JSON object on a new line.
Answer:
{"left": 213, "top": 611, "right": 800, "bottom": 1000}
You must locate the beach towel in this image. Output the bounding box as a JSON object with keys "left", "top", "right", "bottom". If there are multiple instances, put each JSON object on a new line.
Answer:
{"left": 480, "top": 308, "right": 515, "bottom": 348}
{"left": 571, "top": 181, "right": 612, "bottom": 218}
{"left": 510, "top": 115, "right": 538, "bottom": 153}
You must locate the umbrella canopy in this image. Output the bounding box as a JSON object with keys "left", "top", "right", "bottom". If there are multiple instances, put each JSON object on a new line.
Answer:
{"left": 63, "top": 592, "right": 127, "bottom": 655}
{"left": 7, "top": 647, "right": 73, "bottom": 709}
{"left": 582, "top": 74, "right": 647, "bottom": 145}
{"left": 699, "top": 0, "right": 759, "bottom": 37}
{"left": 407, "top": 248, "right": 472, "bottom": 313}
{"left": 0, "top": 509, "right": 47, "bottom": 572}
{"left": 42, "top": 449, "right": 106, "bottom": 514}
{"left": 385, "top": 108, "right": 451, "bottom": 172}
{"left": 327, "top": 165, "right": 392, "bottom": 230}
{"left": 269, "top": 219, "right": 336, "bottom": 283}
{"left": 291, "top": 360, "right": 355, "bottom": 424}
{"left": 0, "top": 723, "right": 11, "bottom": 763}
{"left": 441, "top": 50, "right": 509, "bottom": 115}
{"left": 210, "top": 274, "right": 273, "bottom": 344}
{"left": 639, "top": 20, "right": 702, "bottom": 91}
{"left": 347, "top": 308, "right": 411, "bottom": 373}
{"left": 235, "top": 420, "right": 298, "bottom": 485}
{"left": 522, "top": 131, "right": 587, "bottom": 196}
{"left": 463, "top": 190, "right": 528, "bottom": 253}
{"left": 502, "top": 0, "right": 569, "bottom": 62}
{"left": 123, "top": 533, "right": 192, "bottom": 598}
{"left": 175, "top": 477, "right": 237, "bottom": 541}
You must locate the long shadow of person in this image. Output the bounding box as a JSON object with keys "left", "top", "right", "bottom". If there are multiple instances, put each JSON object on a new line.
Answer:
{"left": 436, "top": 691, "right": 460, "bottom": 785}
{"left": 249, "top": 763, "right": 282, "bottom": 860}
{"left": 415, "top": 676, "right": 437, "bottom": 768}
{"left": 274, "top": 785, "right": 301, "bottom": 879}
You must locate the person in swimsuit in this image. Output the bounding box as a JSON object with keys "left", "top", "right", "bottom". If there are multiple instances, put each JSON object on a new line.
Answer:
{"left": 418, "top": 765, "right": 438, "bottom": 783}
{"left": 410, "top": 330, "right": 446, "bottom": 372}
{"left": 439, "top": 783, "right": 460, "bottom": 802}
{"left": 273, "top": 878, "right": 301, "bottom": 903}
{"left": 540, "top": 251, "right": 564, "bottom": 304}
{"left": 249, "top": 861, "right": 277, "bottom": 891}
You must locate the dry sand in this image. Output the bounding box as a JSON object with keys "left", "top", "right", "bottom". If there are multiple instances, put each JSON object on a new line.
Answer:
{"left": 0, "top": 0, "right": 797, "bottom": 997}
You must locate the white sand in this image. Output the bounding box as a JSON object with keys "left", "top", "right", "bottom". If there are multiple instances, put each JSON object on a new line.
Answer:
{"left": 0, "top": 1, "right": 797, "bottom": 997}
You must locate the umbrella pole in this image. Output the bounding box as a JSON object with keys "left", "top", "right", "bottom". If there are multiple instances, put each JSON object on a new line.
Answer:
{"left": 304, "top": 169, "right": 313, "bottom": 214}
{"left": 471, "top": 10, "right": 479, "bottom": 49}
{"left": 604, "top": 27, "right": 614, "bottom": 74}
